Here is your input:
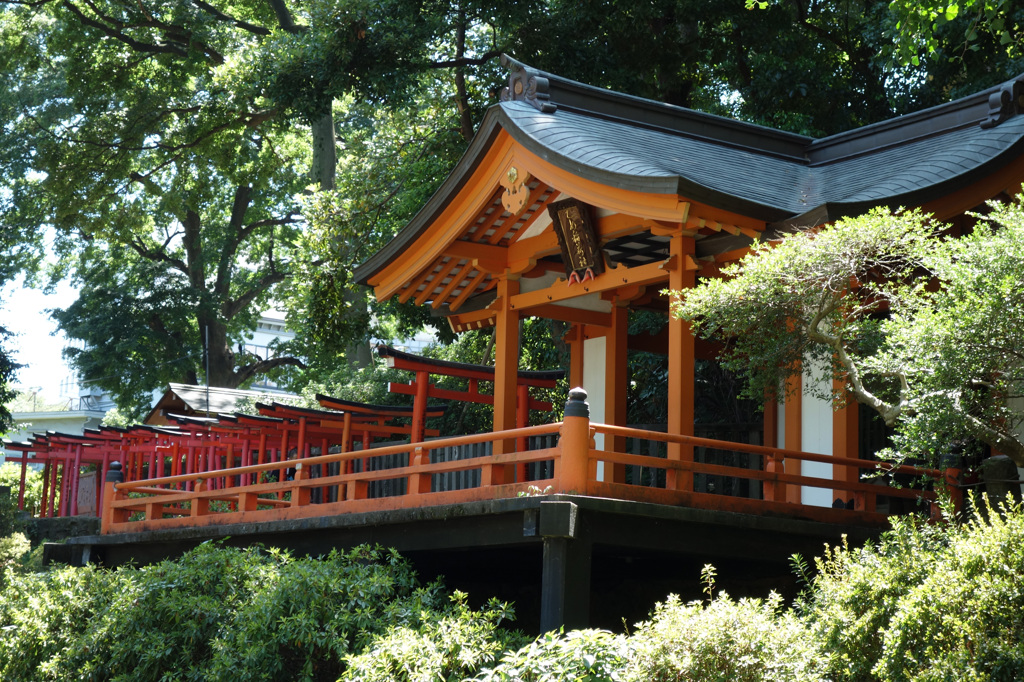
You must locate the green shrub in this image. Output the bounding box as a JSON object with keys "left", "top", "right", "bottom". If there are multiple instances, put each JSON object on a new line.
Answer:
{"left": 626, "top": 591, "right": 826, "bottom": 682}
{"left": 0, "top": 530, "right": 30, "bottom": 584}
{"left": 803, "top": 499, "right": 1024, "bottom": 682}
{"left": 0, "top": 462, "right": 44, "bottom": 517}
{"left": 0, "top": 562, "right": 124, "bottom": 681}
{"left": 800, "top": 516, "right": 948, "bottom": 681}
{"left": 0, "top": 542, "right": 454, "bottom": 682}
{"left": 207, "top": 545, "right": 445, "bottom": 682}
{"left": 874, "top": 501, "right": 1024, "bottom": 682}
{"left": 341, "top": 592, "right": 525, "bottom": 682}
{"left": 474, "top": 628, "right": 629, "bottom": 682}
{"left": 57, "top": 540, "right": 277, "bottom": 681}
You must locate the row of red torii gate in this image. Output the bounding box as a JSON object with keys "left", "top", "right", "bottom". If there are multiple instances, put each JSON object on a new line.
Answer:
{"left": 3, "top": 345, "right": 950, "bottom": 535}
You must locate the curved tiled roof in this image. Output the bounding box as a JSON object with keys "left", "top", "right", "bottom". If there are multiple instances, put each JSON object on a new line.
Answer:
{"left": 355, "top": 58, "right": 1024, "bottom": 286}
{"left": 496, "top": 83, "right": 1024, "bottom": 220}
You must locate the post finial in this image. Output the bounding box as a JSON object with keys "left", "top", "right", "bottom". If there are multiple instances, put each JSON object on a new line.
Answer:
{"left": 564, "top": 387, "right": 589, "bottom": 418}
{"left": 105, "top": 461, "right": 125, "bottom": 484}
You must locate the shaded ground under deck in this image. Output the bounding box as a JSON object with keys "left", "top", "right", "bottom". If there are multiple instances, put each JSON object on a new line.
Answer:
{"left": 50, "top": 495, "right": 883, "bottom": 633}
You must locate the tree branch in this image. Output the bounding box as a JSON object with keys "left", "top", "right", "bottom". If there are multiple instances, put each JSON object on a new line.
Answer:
{"left": 265, "top": 0, "right": 305, "bottom": 33}
{"left": 215, "top": 184, "right": 252, "bottom": 296}
{"left": 190, "top": 0, "right": 271, "bottom": 36}
{"left": 805, "top": 298, "right": 905, "bottom": 426}
{"left": 62, "top": 0, "right": 190, "bottom": 59}
{"left": 182, "top": 209, "right": 205, "bottom": 290}
{"left": 126, "top": 233, "right": 189, "bottom": 276}
{"left": 427, "top": 50, "right": 502, "bottom": 69}
{"left": 221, "top": 271, "right": 288, "bottom": 321}
{"left": 950, "top": 390, "right": 1024, "bottom": 467}
{"left": 233, "top": 354, "right": 307, "bottom": 386}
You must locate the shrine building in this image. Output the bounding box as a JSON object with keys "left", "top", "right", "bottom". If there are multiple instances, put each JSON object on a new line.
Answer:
{"left": 356, "top": 56, "right": 1024, "bottom": 507}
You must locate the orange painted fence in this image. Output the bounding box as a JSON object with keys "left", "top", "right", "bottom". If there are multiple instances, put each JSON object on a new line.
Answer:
{"left": 100, "top": 394, "right": 956, "bottom": 534}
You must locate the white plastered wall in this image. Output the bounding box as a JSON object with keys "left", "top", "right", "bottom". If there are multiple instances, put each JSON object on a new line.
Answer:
{"left": 801, "top": 358, "right": 834, "bottom": 507}
{"left": 583, "top": 335, "right": 607, "bottom": 481}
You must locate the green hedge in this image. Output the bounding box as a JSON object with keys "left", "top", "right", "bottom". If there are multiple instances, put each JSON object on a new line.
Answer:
{"left": 4, "top": 500, "right": 1024, "bottom": 681}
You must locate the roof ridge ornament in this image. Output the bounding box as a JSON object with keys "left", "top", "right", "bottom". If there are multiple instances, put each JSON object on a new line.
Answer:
{"left": 500, "top": 54, "right": 557, "bottom": 113}
{"left": 981, "top": 76, "right": 1024, "bottom": 129}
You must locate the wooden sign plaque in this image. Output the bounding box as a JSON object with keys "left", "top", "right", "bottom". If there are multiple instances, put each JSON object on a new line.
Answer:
{"left": 547, "top": 198, "right": 605, "bottom": 284}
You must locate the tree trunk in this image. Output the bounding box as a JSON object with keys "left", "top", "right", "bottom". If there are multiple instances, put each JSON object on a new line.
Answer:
{"left": 312, "top": 113, "right": 337, "bottom": 191}
{"left": 200, "top": 315, "right": 240, "bottom": 389}
{"left": 312, "top": 105, "right": 372, "bottom": 369}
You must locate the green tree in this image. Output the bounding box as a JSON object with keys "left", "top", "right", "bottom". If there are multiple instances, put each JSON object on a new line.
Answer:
{"left": 0, "top": 0, "right": 442, "bottom": 414}
{"left": 887, "top": 0, "right": 1023, "bottom": 66}
{"left": 671, "top": 198, "right": 1024, "bottom": 468}
{"left": 0, "top": 327, "right": 18, "bottom": 434}
{"left": 0, "top": 462, "right": 44, "bottom": 516}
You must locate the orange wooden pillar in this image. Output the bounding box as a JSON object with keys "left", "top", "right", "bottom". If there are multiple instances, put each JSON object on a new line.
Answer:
{"left": 45, "top": 459, "right": 58, "bottom": 517}
{"left": 666, "top": 234, "right": 696, "bottom": 491}
{"left": 833, "top": 393, "right": 868, "bottom": 510}
{"left": 487, "top": 276, "right": 520, "bottom": 485}
{"left": 410, "top": 370, "right": 430, "bottom": 443}
{"left": 784, "top": 373, "right": 802, "bottom": 504}
{"left": 762, "top": 398, "right": 785, "bottom": 502}
{"left": 40, "top": 460, "right": 51, "bottom": 518}
{"left": 565, "top": 324, "right": 585, "bottom": 389}
{"left": 605, "top": 302, "right": 628, "bottom": 482}
{"left": 409, "top": 372, "right": 432, "bottom": 494}
{"left": 515, "top": 382, "right": 531, "bottom": 481}
{"left": 17, "top": 456, "right": 28, "bottom": 511}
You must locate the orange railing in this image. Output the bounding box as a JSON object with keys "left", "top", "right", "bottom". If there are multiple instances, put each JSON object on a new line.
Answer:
{"left": 101, "top": 423, "right": 564, "bottom": 534}
{"left": 100, "top": 394, "right": 957, "bottom": 534}
{"left": 587, "top": 424, "right": 954, "bottom": 523}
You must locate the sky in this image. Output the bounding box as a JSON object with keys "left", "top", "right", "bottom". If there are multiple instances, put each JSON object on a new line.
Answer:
{"left": 1, "top": 276, "right": 78, "bottom": 402}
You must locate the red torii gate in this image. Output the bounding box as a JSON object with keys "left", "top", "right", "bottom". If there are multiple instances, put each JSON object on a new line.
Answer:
{"left": 377, "top": 345, "right": 565, "bottom": 442}
{"left": 2, "top": 393, "right": 448, "bottom": 518}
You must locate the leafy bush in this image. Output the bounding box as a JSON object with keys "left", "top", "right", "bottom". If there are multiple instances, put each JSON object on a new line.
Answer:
{"left": 0, "top": 562, "right": 124, "bottom": 681}
{"left": 874, "top": 501, "right": 1024, "bottom": 682}
{"left": 804, "top": 499, "right": 1024, "bottom": 681}
{"left": 0, "top": 531, "right": 30, "bottom": 585}
{"left": 626, "top": 591, "right": 826, "bottom": 682}
{"left": 474, "top": 629, "right": 629, "bottom": 682}
{"left": 341, "top": 592, "right": 525, "bottom": 682}
{"left": 0, "top": 462, "right": 44, "bottom": 517}
{"left": 208, "top": 545, "right": 444, "bottom": 682}
{"left": 0, "top": 542, "right": 451, "bottom": 682}
{"left": 800, "top": 516, "right": 948, "bottom": 681}
{"left": 6, "top": 507, "right": 1024, "bottom": 682}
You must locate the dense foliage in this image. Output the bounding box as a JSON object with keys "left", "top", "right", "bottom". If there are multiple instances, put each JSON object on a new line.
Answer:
{"left": 0, "top": 325, "right": 18, "bottom": 433}
{"left": 672, "top": 198, "right": 1024, "bottom": 469}
{"left": 804, "top": 501, "right": 1024, "bottom": 681}
{"left": 0, "top": 543, "right": 458, "bottom": 682}
{"left": 4, "top": 502, "right": 1024, "bottom": 680}
{"left": 4, "top": 0, "right": 1024, "bottom": 416}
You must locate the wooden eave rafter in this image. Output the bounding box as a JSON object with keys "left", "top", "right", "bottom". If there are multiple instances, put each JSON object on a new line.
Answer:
{"left": 369, "top": 131, "right": 695, "bottom": 304}
{"left": 367, "top": 125, "right": 772, "bottom": 320}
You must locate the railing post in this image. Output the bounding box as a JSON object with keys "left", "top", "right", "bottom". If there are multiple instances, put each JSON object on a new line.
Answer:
{"left": 191, "top": 479, "right": 210, "bottom": 518}
{"left": 557, "top": 388, "right": 592, "bottom": 495}
{"left": 291, "top": 462, "right": 311, "bottom": 508}
{"left": 409, "top": 446, "right": 431, "bottom": 495}
{"left": 764, "top": 452, "right": 787, "bottom": 503}
{"left": 100, "top": 461, "right": 127, "bottom": 534}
